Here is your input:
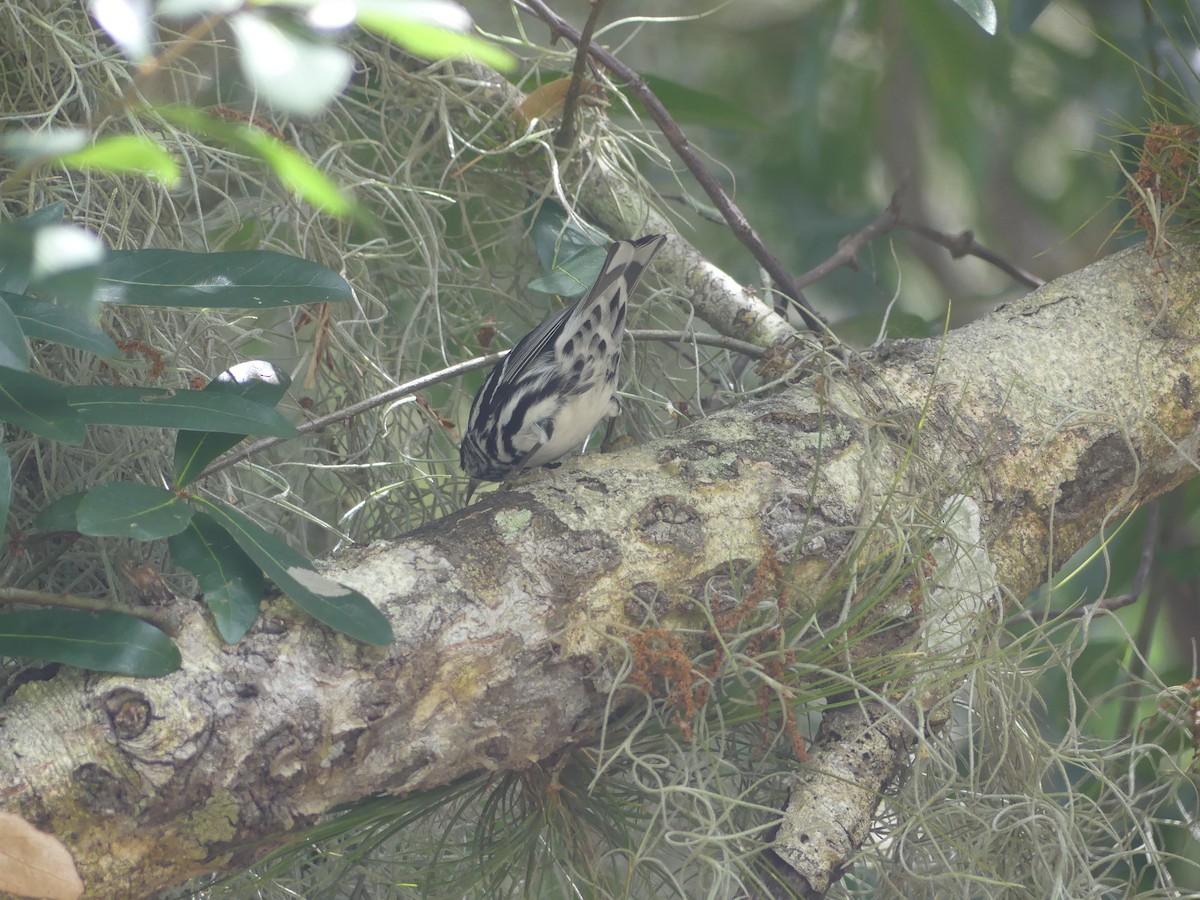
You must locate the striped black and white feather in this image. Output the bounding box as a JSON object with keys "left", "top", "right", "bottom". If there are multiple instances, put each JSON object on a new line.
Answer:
{"left": 460, "top": 234, "right": 667, "bottom": 490}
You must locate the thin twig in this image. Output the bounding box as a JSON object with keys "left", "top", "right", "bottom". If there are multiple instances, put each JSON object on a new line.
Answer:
{"left": 0, "top": 586, "right": 179, "bottom": 636}
{"left": 555, "top": 0, "right": 608, "bottom": 149}
{"left": 1065, "top": 499, "right": 1161, "bottom": 619}
{"left": 795, "top": 195, "right": 902, "bottom": 289}
{"left": 199, "top": 328, "right": 759, "bottom": 480}
{"left": 628, "top": 329, "right": 765, "bottom": 359}
{"left": 198, "top": 350, "right": 508, "bottom": 480}
{"left": 517, "top": 0, "right": 822, "bottom": 331}
{"left": 1008, "top": 500, "right": 1162, "bottom": 629}
{"left": 898, "top": 217, "right": 1045, "bottom": 289}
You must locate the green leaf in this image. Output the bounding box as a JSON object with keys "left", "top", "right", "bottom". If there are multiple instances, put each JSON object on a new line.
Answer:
{"left": 229, "top": 10, "right": 354, "bottom": 116}
{"left": 527, "top": 202, "right": 606, "bottom": 275}
{"left": 356, "top": 13, "right": 515, "bottom": 74}
{"left": 35, "top": 492, "right": 85, "bottom": 532}
{"left": 0, "top": 448, "right": 11, "bottom": 534}
{"left": 17, "top": 201, "right": 68, "bottom": 226}
{"left": 950, "top": 0, "right": 997, "bottom": 34}
{"left": 0, "top": 609, "right": 180, "bottom": 675}
{"left": 65, "top": 384, "right": 299, "bottom": 436}
{"left": 58, "top": 134, "right": 179, "bottom": 184}
{"left": 97, "top": 247, "right": 353, "bottom": 307}
{"left": 526, "top": 245, "right": 609, "bottom": 298}
{"left": 0, "top": 298, "right": 29, "bottom": 370}
{"left": 155, "top": 105, "right": 355, "bottom": 216}
{"left": 0, "top": 367, "right": 85, "bottom": 444}
{"left": 622, "top": 75, "right": 765, "bottom": 132}
{"left": 198, "top": 499, "right": 393, "bottom": 645}
{"left": 169, "top": 513, "right": 264, "bottom": 642}
{"left": 76, "top": 482, "right": 194, "bottom": 539}
{"left": 173, "top": 361, "right": 292, "bottom": 487}
{"left": 2, "top": 291, "right": 119, "bottom": 356}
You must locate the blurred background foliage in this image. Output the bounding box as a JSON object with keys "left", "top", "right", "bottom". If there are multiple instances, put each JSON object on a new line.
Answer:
{"left": 511, "top": 0, "right": 1151, "bottom": 325}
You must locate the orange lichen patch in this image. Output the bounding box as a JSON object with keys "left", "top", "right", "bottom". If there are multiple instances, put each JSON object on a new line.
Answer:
{"left": 103, "top": 339, "right": 165, "bottom": 381}
{"left": 628, "top": 627, "right": 702, "bottom": 738}
{"left": 1128, "top": 121, "right": 1199, "bottom": 251}
{"left": 628, "top": 548, "right": 809, "bottom": 760}
{"left": 475, "top": 323, "right": 497, "bottom": 349}
{"left": 709, "top": 549, "right": 807, "bottom": 762}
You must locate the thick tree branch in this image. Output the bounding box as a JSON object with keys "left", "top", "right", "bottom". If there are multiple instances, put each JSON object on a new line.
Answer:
{"left": 3, "top": 246, "right": 1199, "bottom": 896}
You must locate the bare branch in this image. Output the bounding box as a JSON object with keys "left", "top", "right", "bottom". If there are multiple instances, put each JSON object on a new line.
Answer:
{"left": 1064, "top": 499, "right": 1160, "bottom": 618}
{"left": 554, "top": 0, "right": 608, "bottom": 149}
{"left": 898, "top": 217, "right": 1046, "bottom": 289}
{"left": 795, "top": 196, "right": 902, "bottom": 289}
{"left": 197, "top": 351, "right": 506, "bottom": 480}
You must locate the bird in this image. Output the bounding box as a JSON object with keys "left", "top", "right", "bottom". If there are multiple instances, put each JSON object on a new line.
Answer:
{"left": 460, "top": 233, "right": 667, "bottom": 500}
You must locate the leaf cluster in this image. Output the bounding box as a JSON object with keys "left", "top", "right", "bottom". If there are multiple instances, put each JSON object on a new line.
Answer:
{"left": 0, "top": 202, "right": 391, "bottom": 674}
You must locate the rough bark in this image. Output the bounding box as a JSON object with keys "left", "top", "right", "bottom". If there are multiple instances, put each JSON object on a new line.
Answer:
{"left": 2, "top": 245, "right": 1199, "bottom": 897}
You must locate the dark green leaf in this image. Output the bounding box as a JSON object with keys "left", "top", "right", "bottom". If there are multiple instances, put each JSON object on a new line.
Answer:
{"left": 154, "top": 106, "right": 355, "bottom": 216}
{"left": 35, "top": 492, "right": 85, "bottom": 532}
{"left": 169, "top": 513, "right": 264, "bottom": 642}
{"left": 198, "top": 499, "right": 393, "bottom": 645}
{"left": 58, "top": 134, "right": 179, "bottom": 183}
{"left": 950, "top": 0, "right": 997, "bottom": 34}
{"left": 0, "top": 298, "right": 29, "bottom": 370}
{"left": 621, "top": 75, "right": 765, "bottom": 132}
{"left": 526, "top": 245, "right": 609, "bottom": 298}
{"left": 173, "top": 361, "right": 292, "bottom": 487}
{"left": 16, "top": 201, "right": 68, "bottom": 226}
{"left": 66, "top": 384, "right": 299, "bottom": 436}
{"left": 0, "top": 367, "right": 85, "bottom": 443}
{"left": 76, "top": 482, "right": 194, "bottom": 539}
{"left": 0, "top": 609, "right": 180, "bottom": 675}
{"left": 2, "top": 291, "right": 119, "bottom": 356}
{"left": 97, "top": 248, "right": 352, "bottom": 308}
{"left": 527, "top": 202, "right": 606, "bottom": 274}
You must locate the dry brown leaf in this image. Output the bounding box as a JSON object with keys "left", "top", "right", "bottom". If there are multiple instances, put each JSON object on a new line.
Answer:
{"left": 516, "top": 77, "right": 607, "bottom": 125}
{"left": 0, "top": 812, "right": 84, "bottom": 900}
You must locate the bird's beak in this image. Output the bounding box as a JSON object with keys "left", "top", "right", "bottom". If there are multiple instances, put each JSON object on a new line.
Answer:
{"left": 464, "top": 478, "right": 481, "bottom": 504}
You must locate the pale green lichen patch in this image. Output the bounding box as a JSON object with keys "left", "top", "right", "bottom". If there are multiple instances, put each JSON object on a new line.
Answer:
{"left": 493, "top": 508, "right": 532, "bottom": 541}
{"left": 186, "top": 790, "right": 239, "bottom": 845}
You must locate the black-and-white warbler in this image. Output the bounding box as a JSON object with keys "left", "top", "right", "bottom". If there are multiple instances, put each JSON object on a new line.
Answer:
{"left": 460, "top": 233, "right": 667, "bottom": 496}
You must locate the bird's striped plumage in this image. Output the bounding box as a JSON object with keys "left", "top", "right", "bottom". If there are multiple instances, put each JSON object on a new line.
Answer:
{"left": 460, "top": 234, "right": 667, "bottom": 488}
